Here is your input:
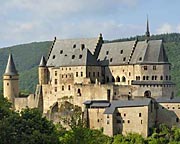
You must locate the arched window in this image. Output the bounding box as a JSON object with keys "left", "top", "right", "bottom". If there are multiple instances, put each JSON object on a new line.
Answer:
{"left": 160, "top": 76, "right": 163, "bottom": 80}
{"left": 77, "top": 88, "right": 81, "bottom": 96}
{"left": 116, "top": 76, "right": 120, "bottom": 82}
{"left": 122, "top": 76, "right": 126, "bottom": 82}
{"left": 144, "top": 90, "right": 151, "bottom": 98}
{"left": 143, "top": 76, "right": 146, "bottom": 80}
{"left": 112, "top": 76, "right": 115, "bottom": 82}
{"left": 152, "top": 76, "right": 154, "bottom": 80}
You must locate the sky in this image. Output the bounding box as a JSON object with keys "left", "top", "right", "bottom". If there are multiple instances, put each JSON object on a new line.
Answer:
{"left": 0, "top": 0, "right": 180, "bottom": 48}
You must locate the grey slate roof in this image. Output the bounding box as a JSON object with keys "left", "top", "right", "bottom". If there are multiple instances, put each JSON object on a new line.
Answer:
{"left": 39, "top": 56, "right": 46, "bottom": 67}
{"left": 84, "top": 100, "right": 110, "bottom": 108}
{"left": 156, "top": 97, "right": 180, "bottom": 103}
{"left": 98, "top": 40, "right": 169, "bottom": 66}
{"left": 46, "top": 38, "right": 99, "bottom": 67}
{"left": 4, "top": 54, "right": 18, "bottom": 76}
{"left": 131, "top": 80, "right": 175, "bottom": 85}
{"left": 104, "top": 98, "right": 151, "bottom": 114}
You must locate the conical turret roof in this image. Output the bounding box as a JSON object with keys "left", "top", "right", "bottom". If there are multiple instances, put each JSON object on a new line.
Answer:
{"left": 39, "top": 56, "right": 46, "bottom": 67}
{"left": 4, "top": 54, "right": 18, "bottom": 76}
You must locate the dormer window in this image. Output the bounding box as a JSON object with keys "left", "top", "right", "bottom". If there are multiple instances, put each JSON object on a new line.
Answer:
{"left": 120, "top": 50, "right": 123, "bottom": 54}
{"left": 79, "top": 54, "right": 82, "bottom": 59}
{"left": 72, "top": 55, "right": 75, "bottom": 59}
{"left": 73, "top": 44, "right": 76, "bottom": 48}
{"left": 110, "top": 58, "right": 113, "bottom": 62}
{"left": 60, "top": 50, "right": 63, "bottom": 54}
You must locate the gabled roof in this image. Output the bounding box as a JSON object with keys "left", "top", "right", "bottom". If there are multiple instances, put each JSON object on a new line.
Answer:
{"left": 98, "top": 40, "right": 169, "bottom": 66}
{"left": 104, "top": 98, "right": 151, "bottom": 114}
{"left": 4, "top": 54, "right": 18, "bottom": 76}
{"left": 39, "top": 56, "right": 46, "bottom": 67}
{"left": 46, "top": 38, "right": 99, "bottom": 67}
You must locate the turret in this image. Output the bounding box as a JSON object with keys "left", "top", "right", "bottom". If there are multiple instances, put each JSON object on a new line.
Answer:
{"left": 3, "top": 54, "right": 19, "bottom": 105}
{"left": 38, "top": 56, "right": 48, "bottom": 85}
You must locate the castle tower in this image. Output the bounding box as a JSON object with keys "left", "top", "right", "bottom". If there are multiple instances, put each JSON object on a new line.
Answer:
{"left": 3, "top": 54, "right": 19, "bottom": 105}
{"left": 38, "top": 56, "right": 48, "bottom": 85}
{"left": 145, "top": 16, "right": 150, "bottom": 38}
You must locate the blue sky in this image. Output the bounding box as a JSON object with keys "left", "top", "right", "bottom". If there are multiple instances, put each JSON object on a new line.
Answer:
{"left": 0, "top": 0, "right": 180, "bottom": 47}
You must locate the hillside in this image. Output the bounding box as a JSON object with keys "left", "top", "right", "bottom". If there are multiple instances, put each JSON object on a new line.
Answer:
{"left": 0, "top": 33, "right": 180, "bottom": 95}
{"left": 0, "top": 41, "right": 52, "bottom": 93}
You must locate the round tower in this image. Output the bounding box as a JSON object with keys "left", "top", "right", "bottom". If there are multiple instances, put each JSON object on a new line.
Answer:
{"left": 3, "top": 54, "right": 19, "bottom": 104}
{"left": 38, "top": 56, "right": 48, "bottom": 85}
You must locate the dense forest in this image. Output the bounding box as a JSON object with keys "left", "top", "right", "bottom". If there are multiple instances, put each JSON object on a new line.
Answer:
{"left": 0, "top": 33, "right": 180, "bottom": 95}
{"left": 1, "top": 95, "right": 180, "bottom": 144}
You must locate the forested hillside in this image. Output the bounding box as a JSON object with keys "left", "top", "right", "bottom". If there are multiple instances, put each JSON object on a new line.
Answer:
{"left": 0, "top": 33, "right": 180, "bottom": 95}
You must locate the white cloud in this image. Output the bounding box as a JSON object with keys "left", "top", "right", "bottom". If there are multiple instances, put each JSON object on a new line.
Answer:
{"left": 156, "top": 23, "right": 173, "bottom": 34}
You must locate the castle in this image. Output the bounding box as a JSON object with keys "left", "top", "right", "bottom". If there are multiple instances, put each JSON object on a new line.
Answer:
{"left": 3, "top": 20, "right": 180, "bottom": 137}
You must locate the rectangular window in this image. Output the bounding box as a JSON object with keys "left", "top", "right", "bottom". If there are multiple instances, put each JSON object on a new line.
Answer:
{"left": 97, "top": 72, "right": 100, "bottom": 77}
{"left": 81, "top": 72, "right": 83, "bottom": 77}
{"left": 144, "top": 66, "right": 147, "bottom": 70}
{"left": 107, "top": 120, "right": 109, "bottom": 124}
{"left": 139, "top": 113, "right": 142, "bottom": 117}
{"left": 76, "top": 72, "right": 78, "bottom": 77}
{"left": 55, "top": 71, "right": 57, "bottom": 76}
{"left": 62, "top": 86, "right": 64, "bottom": 91}
{"left": 55, "top": 79, "right": 57, "bottom": 85}
{"left": 54, "top": 87, "right": 57, "bottom": 92}
{"left": 68, "top": 85, "right": 71, "bottom": 90}
{"left": 153, "top": 66, "right": 156, "bottom": 70}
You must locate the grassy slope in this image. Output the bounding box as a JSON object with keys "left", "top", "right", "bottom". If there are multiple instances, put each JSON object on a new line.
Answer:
{"left": 0, "top": 33, "right": 180, "bottom": 96}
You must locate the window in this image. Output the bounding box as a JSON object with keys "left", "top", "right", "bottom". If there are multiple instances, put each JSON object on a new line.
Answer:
{"left": 60, "top": 50, "right": 63, "bottom": 54}
{"left": 120, "top": 50, "right": 123, "bottom": 54}
{"left": 123, "top": 57, "right": 126, "bottom": 61}
{"left": 116, "top": 76, "right": 120, "bottom": 82}
{"left": 146, "top": 76, "right": 149, "bottom": 80}
{"left": 160, "top": 76, "right": 163, "bottom": 80}
{"left": 7, "top": 83, "right": 9, "bottom": 86}
{"left": 107, "top": 115, "right": 109, "bottom": 118}
{"left": 110, "top": 58, "right": 113, "bottom": 62}
{"left": 79, "top": 55, "right": 82, "bottom": 59}
{"left": 166, "top": 75, "right": 168, "bottom": 80}
{"left": 127, "top": 120, "right": 130, "bottom": 123}
{"left": 176, "top": 118, "right": 179, "bottom": 123}
{"left": 139, "top": 57, "right": 142, "bottom": 61}
{"left": 81, "top": 72, "right": 83, "bottom": 77}
{"left": 62, "top": 86, "right": 64, "bottom": 91}
{"left": 141, "top": 120, "right": 143, "bottom": 124}
{"left": 152, "top": 76, "right": 154, "bottom": 80}
{"left": 52, "top": 55, "right": 55, "bottom": 59}
{"left": 139, "top": 113, "right": 142, "bottom": 117}
{"left": 55, "top": 71, "right": 57, "bottom": 76}
{"left": 73, "top": 44, "right": 76, "bottom": 48}
{"left": 107, "top": 120, "right": 109, "bottom": 124}
{"left": 129, "top": 72, "right": 131, "bottom": 76}
{"left": 154, "top": 76, "right": 157, "bottom": 80}
{"left": 97, "top": 119, "right": 100, "bottom": 123}
{"left": 65, "top": 54, "right": 67, "bottom": 56}
{"left": 68, "top": 85, "right": 71, "bottom": 90}
{"left": 93, "top": 72, "right": 95, "bottom": 77}
{"left": 54, "top": 79, "right": 57, "bottom": 85}
{"left": 81, "top": 44, "right": 85, "bottom": 50}
{"left": 144, "top": 66, "right": 147, "bottom": 70}
{"left": 76, "top": 72, "right": 78, "bottom": 77}
{"left": 54, "top": 87, "right": 57, "bottom": 92}
{"left": 106, "top": 51, "right": 109, "bottom": 55}
{"left": 122, "top": 76, "right": 126, "bottom": 82}
{"left": 97, "top": 72, "right": 100, "bottom": 77}
{"left": 136, "top": 76, "right": 140, "bottom": 80}
{"left": 153, "top": 65, "right": 156, "bottom": 70}
{"left": 77, "top": 89, "right": 81, "bottom": 96}
{"left": 124, "top": 113, "right": 126, "bottom": 117}
{"left": 62, "top": 75, "right": 64, "bottom": 78}
{"left": 72, "top": 55, "right": 75, "bottom": 59}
